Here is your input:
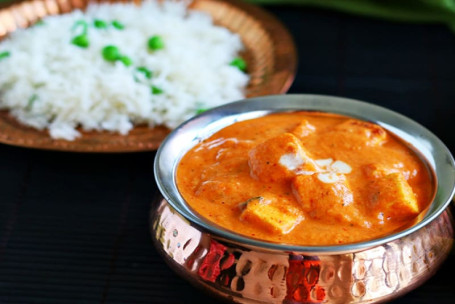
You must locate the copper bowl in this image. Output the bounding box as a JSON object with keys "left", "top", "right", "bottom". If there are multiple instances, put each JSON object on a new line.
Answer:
{"left": 151, "top": 94, "right": 455, "bottom": 303}
{"left": 0, "top": 0, "right": 296, "bottom": 152}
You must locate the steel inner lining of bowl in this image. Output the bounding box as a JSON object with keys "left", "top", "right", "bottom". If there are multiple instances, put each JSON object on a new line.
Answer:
{"left": 154, "top": 94, "right": 455, "bottom": 254}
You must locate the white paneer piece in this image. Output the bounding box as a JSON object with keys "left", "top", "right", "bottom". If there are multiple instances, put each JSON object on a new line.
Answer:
{"left": 248, "top": 133, "right": 318, "bottom": 183}
{"left": 333, "top": 119, "right": 387, "bottom": 147}
{"left": 292, "top": 174, "right": 365, "bottom": 225}
{"left": 291, "top": 119, "right": 316, "bottom": 138}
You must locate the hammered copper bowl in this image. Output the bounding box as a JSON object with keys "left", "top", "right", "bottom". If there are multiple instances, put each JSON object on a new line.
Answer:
{"left": 152, "top": 94, "right": 455, "bottom": 304}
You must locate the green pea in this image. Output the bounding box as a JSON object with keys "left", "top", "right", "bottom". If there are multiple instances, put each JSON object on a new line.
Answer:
{"left": 148, "top": 35, "right": 164, "bottom": 51}
{"left": 136, "top": 66, "right": 153, "bottom": 79}
{"left": 102, "top": 45, "right": 121, "bottom": 62}
{"left": 229, "top": 57, "right": 247, "bottom": 72}
{"left": 72, "top": 20, "right": 88, "bottom": 35}
{"left": 195, "top": 108, "right": 208, "bottom": 115}
{"left": 94, "top": 19, "right": 108, "bottom": 29}
{"left": 151, "top": 86, "right": 163, "bottom": 95}
{"left": 112, "top": 20, "right": 124, "bottom": 30}
{"left": 71, "top": 35, "right": 90, "bottom": 48}
{"left": 120, "top": 56, "right": 133, "bottom": 67}
{"left": 26, "top": 94, "right": 38, "bottom": 111}
{"left": 0, "top": 51, "right": 11, "bottom": 60}
{"left": 35, "top": 19, "right": 45, "bottom": 26}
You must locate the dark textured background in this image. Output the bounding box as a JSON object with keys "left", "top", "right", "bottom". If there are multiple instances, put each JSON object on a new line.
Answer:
{"left": 1, "top": 3, "right": 454, "bottom": 304}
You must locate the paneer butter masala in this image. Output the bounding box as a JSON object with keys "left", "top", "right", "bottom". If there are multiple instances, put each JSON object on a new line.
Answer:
{"left": 176, "top": 112, "right": 434, "bottom": 245}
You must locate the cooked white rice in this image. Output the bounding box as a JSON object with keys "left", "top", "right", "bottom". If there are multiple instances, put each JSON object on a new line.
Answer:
{"left": 0, "top": 0, "right": 249, "bottom": 140}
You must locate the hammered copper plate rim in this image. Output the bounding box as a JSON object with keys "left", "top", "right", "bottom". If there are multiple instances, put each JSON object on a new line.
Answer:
{"left": 0, "top": 0, "right": 297, "bottom": 152}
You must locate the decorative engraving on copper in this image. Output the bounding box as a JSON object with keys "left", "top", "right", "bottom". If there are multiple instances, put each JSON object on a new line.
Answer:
{"left": 151, "top": 199, "right": 454, "bottom": 304}
{"left": 0, "top": 0, "right": 297, "bottom": 152}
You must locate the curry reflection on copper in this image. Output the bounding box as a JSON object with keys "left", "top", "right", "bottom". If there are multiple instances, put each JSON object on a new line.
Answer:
{"left": 151, "top": 199, "right": 453, "bottom": 304}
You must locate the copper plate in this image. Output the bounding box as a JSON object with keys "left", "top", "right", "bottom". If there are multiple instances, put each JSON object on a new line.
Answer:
{"left": 151, "top": 94, "right": 455, "bottom": 303}
{"left": 0, "top": 0, "right": 297, "bottom": 152}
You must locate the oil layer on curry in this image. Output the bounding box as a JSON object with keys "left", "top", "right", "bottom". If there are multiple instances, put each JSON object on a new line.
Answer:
{"left": 176, "top": 112, "right": 434, "bottom": 245}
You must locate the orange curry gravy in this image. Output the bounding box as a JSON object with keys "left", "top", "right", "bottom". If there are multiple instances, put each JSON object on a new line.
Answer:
{"left": 176, "top": 112, "right": 434, "bottom": 245}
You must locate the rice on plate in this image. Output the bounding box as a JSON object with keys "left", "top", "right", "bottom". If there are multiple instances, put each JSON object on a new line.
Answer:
{"left": 0, "top": 0, "right": 249, "bottom": 140}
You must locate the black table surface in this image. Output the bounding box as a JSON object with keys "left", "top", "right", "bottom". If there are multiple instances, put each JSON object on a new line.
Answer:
{"left": 1, "top": 3, "right": 454, "bottom": 304}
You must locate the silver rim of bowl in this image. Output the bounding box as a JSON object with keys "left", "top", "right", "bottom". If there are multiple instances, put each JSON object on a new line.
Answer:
{"left": 154, "top": 94, "right": 455, "bottom": 254}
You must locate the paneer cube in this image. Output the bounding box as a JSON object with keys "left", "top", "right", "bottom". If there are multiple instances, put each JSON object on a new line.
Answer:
{"left": 195, "top": 179, "right": 241, "bottom": 202}
{"left": 240, "top": 197, "right": 303, "bottom": 234}
{"left": 334, "top": 119, "right": 387, "bottom": 146}
{"left": 363, "top": 163, "right": 396, "bottom": 179}
{"left": 362, "top": 163, "right": 413, "bottom": 180}
{"left": 291, "top": 120, "right": 316, "bottom": 138}
{"left": 367, "top": 172, "right": 419, "bottom": 221}
{"left": 248, "top": 133, "right": 318, "bottom": 183}
{"left": 292, "top": 174, "right": 363, "bottom": 225}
